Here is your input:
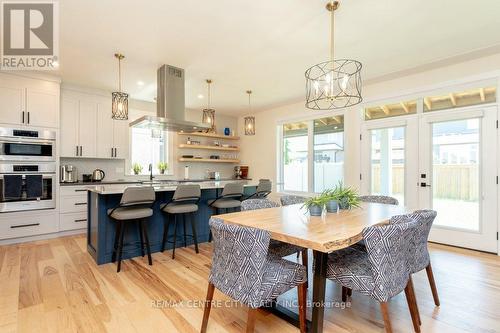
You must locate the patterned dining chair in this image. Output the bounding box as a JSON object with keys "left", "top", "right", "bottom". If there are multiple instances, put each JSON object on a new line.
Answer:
{"left": 391, "top": 210, "right": 440, "bottom": 313}
{"left": 280, "top": 195, "right": 307, "bottom": 206}
{"left": 325, "top": 217, "right": 422, "bottom": 333}
{"left": 359, "top": 195, "right": 399, "bottom": 205}
{"left": 241, "top": 199, "right": 309, "bottom": 279}
{"left": 201, "top": 217, "right": 307, "bottom": 333}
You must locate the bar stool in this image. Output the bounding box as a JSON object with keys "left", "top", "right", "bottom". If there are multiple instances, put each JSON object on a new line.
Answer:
{"left": 160, "top": 184, "right": 201, "bottom": 259}
{"left": 244, "top": 179, "right": 272, "bottom": 200}
{"left": 207, "top": 182, "right": 244, "bottom": 242}
{"left": 108, "top": 186, "right": 155, "bottom": 272}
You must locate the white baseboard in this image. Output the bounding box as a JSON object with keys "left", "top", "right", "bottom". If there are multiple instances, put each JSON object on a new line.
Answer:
{"left": 0, "top": 229, "right": 86, "bottom": 246}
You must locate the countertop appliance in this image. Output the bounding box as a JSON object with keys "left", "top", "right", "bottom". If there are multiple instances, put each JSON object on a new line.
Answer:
{"left": 129, "top": 65, "right": 211, "bottom": 132}
{"left": 91, "top": 169, "right": 105, "bottom": 182}
{"left": 0, "top": 127, "right": 56, "bottom": 162}
{"left": 234, "top": 166, "right": 249, "bottom": 179}
{"left": 61, "top": 165, "right": 78, "bottom": 183}
{"left": 0, "top": 162, "right": 56, "bottom": 213}
{"left": 207, "top": 171, "right": 221, "bottom": 180}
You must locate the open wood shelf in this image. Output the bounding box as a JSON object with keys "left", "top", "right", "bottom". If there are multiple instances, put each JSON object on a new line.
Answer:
{"left": 178, "top": 144, "right": 239, "bottom": 151}
{"left": 178, "top": 158, "right": 240, "bottom": 163}
{"left": 178, "top": 132, "right": 240, "bottom": 140}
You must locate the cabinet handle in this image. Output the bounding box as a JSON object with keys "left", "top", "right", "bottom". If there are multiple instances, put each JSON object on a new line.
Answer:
{"left": 74, "top": 189, "right": 87, "bottom": 192}
{"left": 115, "top": 147, "right": 118, "bottom": 157}
{"left": 74, "top": 202, "right": 87, "bottom": 206}
{"left": 76, "top": 145, "right": 79, "bottom": 156}
{"left": 74, "top": 219, "right": 87, "bottom": 223}
{"left": 27, "top": 111, "right": 30, "bottom": 124}
{"left": 22, "top": 111, "right": 25, "bottom": 124}
{"left": 111, "top": 147, "right": 114, "bottom": 158}
{"left": 79, "top": 146, "right": 83, "bottom": 156}
{"left": 11, "top": 223, "right": 40, "bottom": 229}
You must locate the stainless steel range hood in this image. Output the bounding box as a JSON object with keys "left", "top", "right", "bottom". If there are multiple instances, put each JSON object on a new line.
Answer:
{"left": 130, "top": 65, "right": 210, "bottom": 132}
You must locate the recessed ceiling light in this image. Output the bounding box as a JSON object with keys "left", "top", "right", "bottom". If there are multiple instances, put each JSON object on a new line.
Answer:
{"left": 197, "top": 94, "right": 204, "bottom": 99}
{"left": 137, "top": 81, "right": 144, "bottom": 86}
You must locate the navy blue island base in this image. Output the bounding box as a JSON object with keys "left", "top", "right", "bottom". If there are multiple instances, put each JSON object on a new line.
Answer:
{"left": 86, "top": 184, "right": 257, "bottom": 265}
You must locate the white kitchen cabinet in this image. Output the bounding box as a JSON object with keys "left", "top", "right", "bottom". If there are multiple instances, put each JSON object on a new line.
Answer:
{"left": 25, "top": 88, "right": 59, "bottom": 128}
{"left": 62, "top": 89, "right": 128, "bottom": 159}
{"left": 96, "top": 98, "right": 129, "bottom": 159}
{"left": 59, "top": 185, "right": 88, "bottom": 231}
{"left": 0, "top": 211, "right": 59, "bottom": 240}
{"left": 0, "top": 73, "right": 59, "bottom": 128}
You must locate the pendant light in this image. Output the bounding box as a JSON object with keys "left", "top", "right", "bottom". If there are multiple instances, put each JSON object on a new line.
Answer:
{"left": 305, "top": 1, "right": 362, "bottom": 110}
{"left": 244, "top": 90, "right": 255, "bottom": 136}
{"left": 111, "top": 53, "right": 129, "bottom": 120}
{"left": 201, "top": 79, "right": 216, "bottom": 133}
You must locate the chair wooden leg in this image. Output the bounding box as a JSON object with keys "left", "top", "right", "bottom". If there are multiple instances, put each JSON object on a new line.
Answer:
{"left": 379, "top": 302, "right": 393, "bottom": 333}
{"left": 408, "top": 276, "right": 421, "bottom": 325}
{"left": 342, "top": 286, "right": 348, "bottom": 302}
{"left": 297, "top": 282, "right": 307, "bottom": 333}
{"left": 116, "top": 222, "right": 126, "bottom": 273}
{"left": 200, "top": 282, "right": 215, "bottom": 333}
{"left": 111, "top": 220, "right": 122, "bottom": 262}
{"left": 347, "top": 288, "right": 352, "bottom": 297}
{"left": 404, "top": 282, "right": 421, "bottom": 333}
{"left": 246, "top": 308, "right": 258, "bottom": 333}
{"left": 301, "top": 249, "right": 308, "bottom": 284}
{"left": 141, "top": 219, "right": 153, "bottom": 266}
{"left": 190, "top": 213, "right": 199, "bottom": 253}
{"left": 426, "top": 263, "right": 440, "bottom": 306}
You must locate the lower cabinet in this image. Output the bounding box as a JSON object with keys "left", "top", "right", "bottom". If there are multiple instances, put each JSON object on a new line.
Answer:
{"left": 0, "top": 211, "right": 59, "bottom": 240}
{"left": 59, "top": 185, "right": 89, "bottom": 231}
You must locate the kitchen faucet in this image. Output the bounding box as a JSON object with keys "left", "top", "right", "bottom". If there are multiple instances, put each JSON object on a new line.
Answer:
{"left": 149, "top": 163, "right": 154, "bottom": 181}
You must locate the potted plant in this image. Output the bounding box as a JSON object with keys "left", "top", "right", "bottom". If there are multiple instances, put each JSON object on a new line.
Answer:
{"left": 302, "top": 196, "right": 325, "bottom": 216}
{"left": 322, "top": 189, "right": 339, "bottom": 213}
{"left": 331, "top": 181, "right": 361, "bottom": 210}
{"left": 132, "top": 163, "right": 143, "bottom": 175}
{"left": 157, "top": 162, "right": 168, "bottom": 175}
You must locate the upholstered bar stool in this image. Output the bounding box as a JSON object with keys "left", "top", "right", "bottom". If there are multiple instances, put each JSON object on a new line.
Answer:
{"left": 107, "top": 186, "right": 155, "bottom": 272}
{"left": 160, "top": 184, "right": 201, "bottom": 259}
{"left": 207, "top": 182, "right": 244, "bottom": 241}
{"left": 244, "top": 179, "right": 272, "bottom": 200}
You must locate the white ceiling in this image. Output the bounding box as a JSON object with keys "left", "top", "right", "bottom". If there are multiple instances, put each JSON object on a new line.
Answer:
{"left": 55, "top": 0, "right": 500, "bottom": 115}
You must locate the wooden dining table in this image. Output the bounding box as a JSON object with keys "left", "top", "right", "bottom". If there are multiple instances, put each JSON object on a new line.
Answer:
{"left": 214, "top": 202, "right": 407, "bottom": 333}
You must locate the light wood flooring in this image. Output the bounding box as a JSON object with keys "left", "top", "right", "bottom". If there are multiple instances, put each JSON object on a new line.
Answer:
{"left": 0, "top": 234, "right": 499, "bottom": 332}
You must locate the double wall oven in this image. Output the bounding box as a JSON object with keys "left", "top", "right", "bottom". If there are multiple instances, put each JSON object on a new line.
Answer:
{"left": 0, "top": 127, "right": 56, "bottom": 213}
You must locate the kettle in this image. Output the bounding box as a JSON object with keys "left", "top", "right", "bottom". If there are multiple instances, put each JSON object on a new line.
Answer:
{"left": 91, "top": 169, "right": 105, "bottom": 182}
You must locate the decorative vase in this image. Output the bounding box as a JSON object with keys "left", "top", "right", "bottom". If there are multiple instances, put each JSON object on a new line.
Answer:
{"left": 224, "top": 127, "right": 230, "bottom": 136}
{"left": 308, "top": 204, "right": 323, "bottom": 216}
{"left": 338, "top": 197, "right": 351, "bottom": 210}
{"left": 160, "top": 169, "right": 165, "bottom": 175}
{"left": 326, "top": 200, "right": 338, "bottom": 213}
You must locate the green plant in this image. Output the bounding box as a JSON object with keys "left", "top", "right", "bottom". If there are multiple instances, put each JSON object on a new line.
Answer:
{"left": 157, "top": 162, "right": 168, "bottom": 174}
{"left": 327, "top": 181, "right": 361, "bottom": 209}
{"left": 132, "top": 163, "right": 143, "bottom": 175}
{"left": 302, "top": 195, "right": 327, "bottom": 209}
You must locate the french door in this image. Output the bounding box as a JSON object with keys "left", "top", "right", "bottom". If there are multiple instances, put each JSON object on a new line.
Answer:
{"left": 362, "top": 106, "right": 498, "bottom": 253}
{"left": 419, "top": 107, "right": 497, "bottom": 253}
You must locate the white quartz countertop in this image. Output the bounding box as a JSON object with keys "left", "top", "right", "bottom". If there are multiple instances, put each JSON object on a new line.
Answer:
{"left": 86, "top": 180, "right": 259, "bottom": 195}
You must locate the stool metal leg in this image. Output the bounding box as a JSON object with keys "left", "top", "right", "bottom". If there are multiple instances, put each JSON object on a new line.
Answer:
{"left": 182, "top": 214, "right": 187, "bottom": 247}
{"left": 112, "top": 220, "right": 122, "bottom": 263}
{"left": 172, "top": 215, "right": 178, "bottom": 259}
{"left": 138, "top": 220, "right": 145, "bottom": 257}
{"left": 141, "top": 219, "right": 153, "bottom": 266}
{"left": 161, "top": 213, "right": 171, "bottom": 252}
{"left": 116, "top": 221, "right": 126, "bottom": 272}
{"left": 190, "top": 212, "right": 199, "bottom": 254}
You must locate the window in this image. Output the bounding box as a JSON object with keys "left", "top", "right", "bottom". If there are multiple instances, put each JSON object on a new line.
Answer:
{"left": 282, "top": 121, "right": 308, "bottom": 192}
{"left": 424, "top": 87, "right": 496, "bottom": 112}
{"left": 130, "top": 128, "right": 170, "bottom": 175}
{"left": 365, "top": 100, "right": 417, "bottom": 120}
{"left": 314, "top": 116, "right": 344, "bottom": 192}
{"left": 280, "top": 115, "right": 344, "bottom": 193}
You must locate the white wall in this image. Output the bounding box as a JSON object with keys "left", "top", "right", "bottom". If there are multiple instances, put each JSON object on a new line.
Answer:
{"left": 238, "top": 52, "right": 500, "bottom": 192}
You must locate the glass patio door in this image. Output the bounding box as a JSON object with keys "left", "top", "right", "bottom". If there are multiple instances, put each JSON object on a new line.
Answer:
{"left": 419, "top": 107, "right": 498, "bottom": 253}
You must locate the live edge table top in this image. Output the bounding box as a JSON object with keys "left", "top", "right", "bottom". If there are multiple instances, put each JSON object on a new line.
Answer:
{"left": 214, "top": 202, "right": 407, "bottom": 253}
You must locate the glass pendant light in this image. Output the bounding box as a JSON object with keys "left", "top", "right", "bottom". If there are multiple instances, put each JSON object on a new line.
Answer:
{"left": 201, "top": 79, "right": 216, "bottom": 133}
{"left": 305, "top": 1, "right": 362, "bottom": 110}
{"left": 111, "top": 53, "right": 129, "bottom": 120}
{"left": 244, "top": 90, "right": 255, "bottom": 136}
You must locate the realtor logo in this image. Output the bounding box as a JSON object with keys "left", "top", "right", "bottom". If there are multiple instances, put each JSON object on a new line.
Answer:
{"left": 1, "top": 1, "right": 59, "bottom": 70}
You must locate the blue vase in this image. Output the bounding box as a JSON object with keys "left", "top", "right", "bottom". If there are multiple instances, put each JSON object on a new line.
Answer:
{"left": 224, "top": 128, "right": 230, "bottom": 136}
{"left": 309, "top": 204, "right": 323, "bottom": 216}
{"left": 326, "top": 200, "right": 338, "bottom": 213}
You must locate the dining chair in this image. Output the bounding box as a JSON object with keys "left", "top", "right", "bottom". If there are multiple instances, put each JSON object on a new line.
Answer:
{"left": 280, "top": 195, "right": 307, "bottom": 206}
{"left": 208, "top": 182, "right": 244, "bottom": 242}
{"left": 107, "top": 186, "right": 155, "bottom": 272}
{"left": 359, "top": 195, "right": 399, "bottom": 205}
{"left": 201, "top": 217, "right": 307, "bottom": 333}
{"left": 325, "top": 217, "right": 422, "bottom": 333}
{"left": 241, "top": 199, "right": 309, "bottom": 280}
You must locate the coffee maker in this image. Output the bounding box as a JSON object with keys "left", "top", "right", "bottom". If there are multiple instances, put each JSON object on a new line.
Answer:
{"left": 61, "top": 165, "right": 78, "bottom": 183}
{"left": 234, "top": 166, "right": 249, "bottom": 179}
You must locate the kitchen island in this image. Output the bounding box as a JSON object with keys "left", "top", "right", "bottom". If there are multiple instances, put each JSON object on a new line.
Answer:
{"left": 86, "top": 180, "right": 258, "bottom": 264}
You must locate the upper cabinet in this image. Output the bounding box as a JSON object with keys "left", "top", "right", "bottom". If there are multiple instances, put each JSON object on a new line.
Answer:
{"left": 0, "top": 73, "right": 59, "bottom": 128}
{"left": 60, "top": 89, "right": 129, "bottom": 159}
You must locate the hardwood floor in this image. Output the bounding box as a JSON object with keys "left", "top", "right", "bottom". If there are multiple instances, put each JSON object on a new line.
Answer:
{"left": 0, "top": 234, "right": 499, "bottom": 333}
